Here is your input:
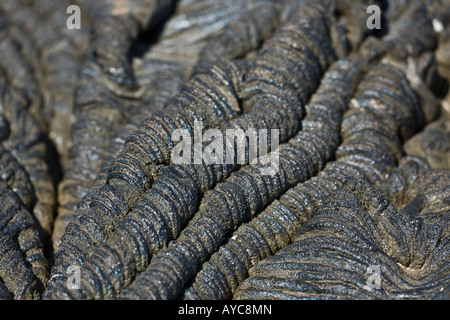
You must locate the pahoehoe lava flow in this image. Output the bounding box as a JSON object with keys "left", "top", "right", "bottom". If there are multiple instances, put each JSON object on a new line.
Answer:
{"left": 0, "top": 0, "right": 448, "bottom": 300}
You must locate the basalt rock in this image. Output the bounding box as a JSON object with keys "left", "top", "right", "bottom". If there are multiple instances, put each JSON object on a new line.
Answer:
{"left": 403, "top": 112, "right": 450, "bottom": 169}
{"left": 53, "top": 0, "right": 283, "bottom": 251}
{"left": 233, "top": 78, "right": 450, "bottom": 300}
{"left": 121, "top": 55, "right": 364, "bottom": 300}
{"left": 234, "top": 172, "right": 449, "bottom": 300}
{"left": 0, "top": 72, "right": 55, "bottom": 243}
{"left": 46, "top": 0, "right": 449, "bottom": 301}
{"left": 0, "top": 181, "right": 48, "bottom": 299}
{"left": 183, "top": 59, "right": 420, "bottom": 300}
{"left": 0, "top": 0, "right": 90, "bottom": 166}
{"left": 0, "top": 0, "right": 448, "bottom": 301}
{"left": 45, "top": 0, "right": 344, "bottom": 299}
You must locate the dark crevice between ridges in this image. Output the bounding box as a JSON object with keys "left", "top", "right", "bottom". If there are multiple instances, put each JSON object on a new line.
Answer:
{"left": 128, "top": 0, "right": 180, "bottom": 61}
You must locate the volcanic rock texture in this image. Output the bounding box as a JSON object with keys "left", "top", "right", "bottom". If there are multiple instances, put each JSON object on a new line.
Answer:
{"left": 0, "top": 0, "right": 449, "bottom": 300}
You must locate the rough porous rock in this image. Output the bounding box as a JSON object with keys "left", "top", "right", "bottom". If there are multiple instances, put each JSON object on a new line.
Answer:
{"left": 0, "top": 0, "right": 448, "bottom": 300}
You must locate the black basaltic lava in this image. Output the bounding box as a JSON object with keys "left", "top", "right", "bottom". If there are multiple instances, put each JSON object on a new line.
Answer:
{"left": 0, "top": 0, "right": 448, "bottom": 300}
